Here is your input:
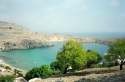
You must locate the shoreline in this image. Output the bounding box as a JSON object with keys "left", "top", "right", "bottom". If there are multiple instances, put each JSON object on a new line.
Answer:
{"left": 0, "top": 58, "right": 26, "bottom": 75}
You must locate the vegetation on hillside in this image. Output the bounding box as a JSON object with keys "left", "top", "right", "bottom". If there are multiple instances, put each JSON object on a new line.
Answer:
{"left": 0, "top": 75, "right": 14, "bottom": 82}
{"left": 25, "top": 65, "right": 53, "bottom": 80}
{"left": 104, "top": 39, "right": 125, "bottom": 70}
{"left": 51, "top": 39, "right": 101, "bottom": 74}
{"left": 25, "top": 39, "right": 102, "bottom": 80}
{"left": 24, "top": 39, "right": 125, "bottom": 81}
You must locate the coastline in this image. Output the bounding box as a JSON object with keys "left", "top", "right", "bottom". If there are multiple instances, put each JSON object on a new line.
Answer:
{"left": 0, "top": 21, "right": 116, "bottom": 51}
{"left": 0, "top": 58, "right": 26, "bottom": 75}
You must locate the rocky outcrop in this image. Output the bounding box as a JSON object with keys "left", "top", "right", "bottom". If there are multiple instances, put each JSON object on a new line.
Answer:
{"left": 14, "top": 77, "right": 27, "bottom": 82}
{"left": 0, "top": 21, "right": 53, "bottom": 51}
{"left": 0, "top": 63, "right": 24, "bottom": 77}
{"left": 28, "top": 78, "right": 42, "bottom": 82}
{"left": 0, "top": 21, "right": 108, "bottom": 51}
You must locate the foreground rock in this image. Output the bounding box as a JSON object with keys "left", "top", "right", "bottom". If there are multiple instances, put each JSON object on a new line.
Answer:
{"left": 30, "top": 71, "right": 124, "bottom": 82}
{"left": 27, "top": 66, "right": 125, "bottom": 82}
{"left": 0, "top": 59, "right": 25, "bottom": 77}
{"left": 29, "top": 78, "right": 42, "bottom": 82}
{"left": 77, "top": 71, "right": 125, "bottom": 82}
{"left": 14, "top": 77, "right": 27, "bottom": 82}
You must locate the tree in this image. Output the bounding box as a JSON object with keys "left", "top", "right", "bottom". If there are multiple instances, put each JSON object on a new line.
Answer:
{"left": 105, "top": 39, "right": 125, "bottom": 70}
{"left": 50, "top": 61, "right": 61, "bottom": 72}
{"left": 56, "top": 39, "right": 86, "bottom": 74}
{"left": 52, "top": 39, "right": 101, "bottom": 74}
{"left": 85, "top": 50, "right": 102, "bottom": 68}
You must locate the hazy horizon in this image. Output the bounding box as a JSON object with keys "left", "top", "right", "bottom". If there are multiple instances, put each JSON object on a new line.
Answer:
{"left": 0, "top": 0, "right": 125, "bottom": 33}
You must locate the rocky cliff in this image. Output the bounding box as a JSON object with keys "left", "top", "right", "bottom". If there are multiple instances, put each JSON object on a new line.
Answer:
{"left": 0, "top": 21, "right": 53, "bottom": 51}
{"left": 0, "top": 21, "right": 106, "bottom": 51}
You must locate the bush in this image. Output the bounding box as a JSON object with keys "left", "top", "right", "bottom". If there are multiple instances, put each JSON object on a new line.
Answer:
{"left": 55, "top": 39, "right": 87, "bottom": 73}
{"left": 53, "top": 39, "right": 102, "bottom": 74}
{"left": 25, "top": 65, "right": 53, "bottom": 80}
{"left": 50, "top": 61, "right": 60, "bottom": 71}
{"left": 0, "top": 75, "right": 14, "bottom": 82}
{"left": 50, "top": 61, "right": 61, "bottom": 75}
{"left": 85, "top": 51, "right": 102, "bottom": 68}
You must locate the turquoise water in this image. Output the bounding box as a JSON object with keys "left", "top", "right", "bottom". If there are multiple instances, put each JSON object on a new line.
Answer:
{"left": 0, "top": 42, "right": 108, "bottom": 71}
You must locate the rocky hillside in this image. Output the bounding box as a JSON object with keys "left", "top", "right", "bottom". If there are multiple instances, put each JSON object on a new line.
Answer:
{"left": 0, "top": 21, "right": 111, "bottom": 51}
{"left": 14, "top": 66, "right": 125, "bottom": 82}
{"left": 0, "top": 21, "right": 54, "bottom": 51}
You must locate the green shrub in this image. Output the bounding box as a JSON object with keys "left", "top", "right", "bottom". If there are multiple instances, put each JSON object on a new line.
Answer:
{"left": 55, "top": 39, "right": 87, "bottom": 73}
{"left": 0, "top": 75, "right": 14, "bottom": 82}
{"left": 53, "top": 39, "right": 102, "bottom": 74}
{"left": 104, "top": 40, "right": 125, "bottom": 70}
{"left": 25, "top": 65, "right": 53, "bottom": 80}
{"left": 85, "top": 50, "right": 102, "bottom": 68}
{"left": 50, "top": 61, "right": 60, "bottom": 71}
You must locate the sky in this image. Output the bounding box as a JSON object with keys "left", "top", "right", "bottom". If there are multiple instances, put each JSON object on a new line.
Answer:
{"left": 0, "top": 0, "right": 124, "bottom": 33}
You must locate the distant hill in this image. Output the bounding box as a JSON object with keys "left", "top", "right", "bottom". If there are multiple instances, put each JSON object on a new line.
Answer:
{"left": 0, "top": 21, "right": 104, "bottom": 51}
{"left": 0, "top": 21, "right": 53, "bottom": 51}
{"left": 0, "top": 21, "right": 26, "bottom": 30}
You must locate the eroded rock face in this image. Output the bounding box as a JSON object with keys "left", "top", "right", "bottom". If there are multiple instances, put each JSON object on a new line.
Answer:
{"left": 0, "top": 21, "right": 53, "bottom": 51}
{"left": 14, "top": 77, "right": 27, "bottom": 82}
{"left": 28, "top": 78, "right": 42, "bottom": 82}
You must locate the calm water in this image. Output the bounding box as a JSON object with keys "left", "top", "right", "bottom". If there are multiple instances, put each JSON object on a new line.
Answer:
{"left": 0, "top": 42, "right": 108, "bottom": 71}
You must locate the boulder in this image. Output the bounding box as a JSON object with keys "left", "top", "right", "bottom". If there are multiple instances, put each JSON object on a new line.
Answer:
{"left": 14, "top": 77, "right": 27, "bottom": 82}
{"left": 28, "top": 78, "right": 42, "bottom": 82}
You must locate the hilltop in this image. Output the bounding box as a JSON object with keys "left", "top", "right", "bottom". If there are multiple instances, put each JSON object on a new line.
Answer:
{"left": 0, "top": 21, "right": 55, "bottom": 51}
{"left": 0, "top": 21, "right": 114, "bottom": 51}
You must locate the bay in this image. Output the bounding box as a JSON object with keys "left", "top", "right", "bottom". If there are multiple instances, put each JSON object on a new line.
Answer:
{"left": 0, "top": 42, "right": 108, "bottom": 71}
